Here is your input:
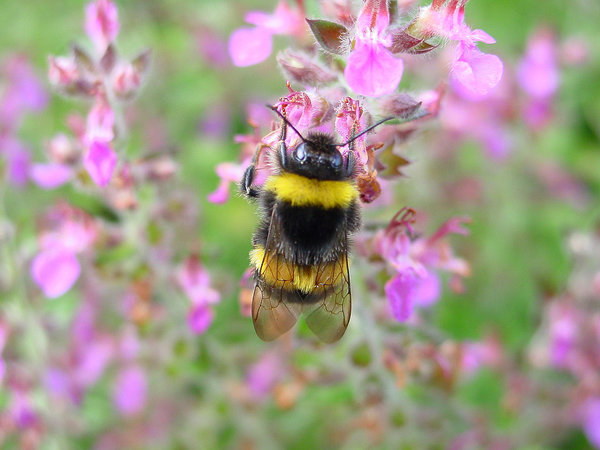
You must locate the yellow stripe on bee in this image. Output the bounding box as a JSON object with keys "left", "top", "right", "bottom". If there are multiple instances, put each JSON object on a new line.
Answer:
{"left": 264, "top": 173, "right": 358, "bottom": 209}
{"left": 250, "top": 245, "right": 347, "bottom": 294}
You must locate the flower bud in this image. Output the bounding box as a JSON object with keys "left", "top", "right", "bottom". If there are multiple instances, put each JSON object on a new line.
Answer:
{"left": 48, "top": 56, "right": 79, "bottom": 87}
{"left": 112, "top": 63, "right": 141, "bottom": 99}
{"left": 277, "top": 50, "right": 337, "bottom": 86}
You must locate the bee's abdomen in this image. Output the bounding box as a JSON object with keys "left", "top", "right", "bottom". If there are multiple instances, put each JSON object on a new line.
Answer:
{"left": 279, "top": 202, "right": 345, "bottom": 253}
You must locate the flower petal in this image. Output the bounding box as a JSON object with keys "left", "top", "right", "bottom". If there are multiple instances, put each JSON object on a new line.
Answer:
{"left": 450, "top": 44, "right": 503, "bottom": 100}
{"left": 228, "top": 27, "right": 273, "bottom": 67}
{"left": 413, "top": 271, "right": 441, "bottom": 307}
{"left": 83, "top": 140, "right": 117, "bottom": 187}
{"left": 385, "top": 272, "right": 417, "bottom": 322}
{"left": 187, "top": 304, "right": 214, "bottom": 334}
{"left": 113, "top": 365, "right": 147, "bottom": 416}
{"left": 30, "top": 163, "right": 73, "bottom": 189}
{"left": 31, "top": 247, "right": 80, "bottom": 299}
{"left": 85, "top": 0, "right": 120, "bottom": 52}
{"left": 344, "top": 40, "right": 403, "bottom": 97}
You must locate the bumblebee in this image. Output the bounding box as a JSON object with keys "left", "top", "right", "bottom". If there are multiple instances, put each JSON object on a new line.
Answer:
{"left": 241, "top": 106, "right": 392, "bottom": 343}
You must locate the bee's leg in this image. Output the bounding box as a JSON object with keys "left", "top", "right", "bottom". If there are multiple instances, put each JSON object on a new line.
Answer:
{"left": 240, "top": 164, "right": 259, "bottom": 198}
{"left": 277, "top": 115, "right": 289, "bottom": 170}
{"left": 241, "top": 143, "right": 268, "bottom": 198}
{"left": 343, "top": 150, "right": 356, "bottom": 178}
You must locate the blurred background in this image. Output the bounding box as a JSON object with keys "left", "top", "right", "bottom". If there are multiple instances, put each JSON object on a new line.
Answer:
{"left": 1, "top": 0, "right": 600, "bottom": 448}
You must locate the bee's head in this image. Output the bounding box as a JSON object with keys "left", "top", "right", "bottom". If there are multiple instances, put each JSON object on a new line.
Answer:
{"left": 267, "top": 104, "right": 395, "bottom": 181}
{"left": 285, "top": 133, "right": 349, "bottom": 181}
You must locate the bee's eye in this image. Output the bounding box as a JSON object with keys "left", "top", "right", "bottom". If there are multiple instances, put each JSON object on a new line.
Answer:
{"left": 294, "top": 143, "right": 307, "bottom": 163}
{"left": 331, "top": 151, "right": 342, "bottom": 169}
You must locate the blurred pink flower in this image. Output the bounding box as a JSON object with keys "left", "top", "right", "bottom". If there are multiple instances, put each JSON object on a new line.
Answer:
{"left": 440, "top": 79, "right": 513, "bottom": 160}
{"left": 30, "top": 163, "right": 73, "bottom": 189}
{"left": 385, "top": 272, "right": 417, "bottom": 321}
{"left": 85, "top": 0, "right": 120, "bottom": 52}
{"left": 112, "top": 63, "right": 142, "bottom": 98}
{"left": 517, "top": 29, "right": 559, "bottom": 100}
{"left": 10, "top": 390, "right": 38, "bottom": 429}
{"left": 2, "top": 137, "right": 31, "bottom": 187}
{"left": 517, "top": 29, "right": 559, "bottom": 129}
{"left": 73, "top": 337, "right": 113, "bottom": 387}
{"left": 48, "top": 55, "right": 79, "bottom": 87}
{"left": 85, "top": 99, "right": 115, "bottom": 144}
{"left": 31, "top": 204, "right": 97, "bottom": 298}
{"left": 377, "top": 209, "right": 470, "bottom": 321}
{"left": 460, "top": 337, "right": 503, "bottom": 375}
{"left": 197, "top": 27, "right": 230, "bottom": 68}
{"left": 113, "top": 365, "right": 147, "bottom": 416}
{"left": 0, "top": 322, "right": 7, "bottom": 385}
{"left": 0, "top": 55, "right": 48, "bottom": 131}
{"left": 548, "top": 301, "right": 579, "bottom": 368}
{"left": 84, "top": 140, "right": 118, "bottom": 187}
{"left": 187, "top": 304, "right": 214, "bottom": 335}
{"left": 581, "top": 397, "right": 600, "bottom": 449}
{"left": 177, "top": 256, "right": 220, "bottom": 334}
{"left": 229, "top": 27, "right": 274, "bottom": 67}
{"left": 31, "top": 246, "right": 81, "bottom": 299}
{"left": 417, "top": 0, "right": 503, "bottom": 99}
{"left": 344, "top": 0, "right": 404, "bottom": 97}
{"left": 229, "top": 1, "right": 305, "bottom": 67}
{"left": 450, "top": 42, "right": 504, "bottom": 100}
{"left": 207, "top": 162, "right": 246, "bottom": 204}
{"left": 247, "top": 350, "right": 285, "bottom": 398}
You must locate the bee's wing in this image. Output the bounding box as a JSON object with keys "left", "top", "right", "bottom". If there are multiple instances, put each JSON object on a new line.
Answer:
{"left": 252, "top": 207, "right": 301, "bottom": 341}
{"left": 303, "top": 236, "right": 352, "bottom": 343}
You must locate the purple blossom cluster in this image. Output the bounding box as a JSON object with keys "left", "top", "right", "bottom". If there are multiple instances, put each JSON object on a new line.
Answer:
{"left": 529, "top": 231, "right": 600, "bottom": 447}
{"left": 218, "top": 0, "right": 498, "bottom": 320}
{"left": 47, "top": 0, "right": 150, "bottom": 187}
{"left": 0, "top": 0, "right": 598, "bottom": 448}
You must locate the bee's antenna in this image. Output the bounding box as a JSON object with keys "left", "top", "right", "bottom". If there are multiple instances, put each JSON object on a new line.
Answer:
{"left": 266, "top": 104, "right": 308, "bottom": 143}
{"left": 335, "top": 116, "right": 396, "bottom": 148}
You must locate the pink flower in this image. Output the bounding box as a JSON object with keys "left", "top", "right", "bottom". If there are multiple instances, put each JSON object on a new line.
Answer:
{"left": 460, "top": 337, "right": 503, "bottom": 376}
{"left": 187, "top": 304, "right": 214, "bottom": 335}
{"left": 385, "top": 269, "right": 440, "bottom": 322}
{"left": 0, "top": 322, "right": 7, "bottom": 385}
{"left": 581, "top": 397, "right": 600, "bottom": 449}
{"left": 0, "top": 55, "right": 48, "bottom": 131}
{"left": 84, "top": 140, "right": 118, "bottom": 187}
{"left": 73, "top": 337, "right": 113, "bottom": 387}
{"left": 112, "top": 63, "right": 142, "bottom": 98}
{"left": 48, "top": 56, "right": 79, "bottom": 87}
{"left": 385, "top": 271, "right": 418, "bottom": 321}
{"left": 417, "top": 0, "right": 503, "bottom": 99}
{"left": 450, "top": 42, "right": 504, "bottom": 100}
{"left": 31, "top": 204, "right": 97, "bottom": 299}
{"left": 85, "top": 99, "right": 115, "bottom": 144}
{"left": 246, "top": 350, "right": 285, "bottom": 398}
{"left": 207, "top": 162, "right": 246, "bottom": 204}
{"left": 113, "top": 365, "right": 147, "bottom": 416}
{"left": 517, "top": 29, "right": 559, "bottom": 100}
{"left": 229, "top": 27, "right": 274, "bottom": 67}
{"left": 10, "top": 390, "right": 38, "bottom": 429}
{"left": 30, "top": 163, "right": 73, "bottom": 189}
{"left": 85, "top": 0, "right": 120, "bottom": 52}
{"left": 1, "top": 137, "right": 31, "bottom": 187}
{"left": 344, "top": 0, "right": 404, "bottom": 97}
{"left": 378, "top": 209, "right": 470, "bottom": 321}
{"left": 31, "top": 246, "right": 81, "bottom": 298}
{"left": 229, "top": 1, "right": 305, "bottom": 67}
{"left": 177, "top": 256, "right": 220, "bottom": 334}
{"left": 548, "top": 301, "right": 579, "bottom": 368}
